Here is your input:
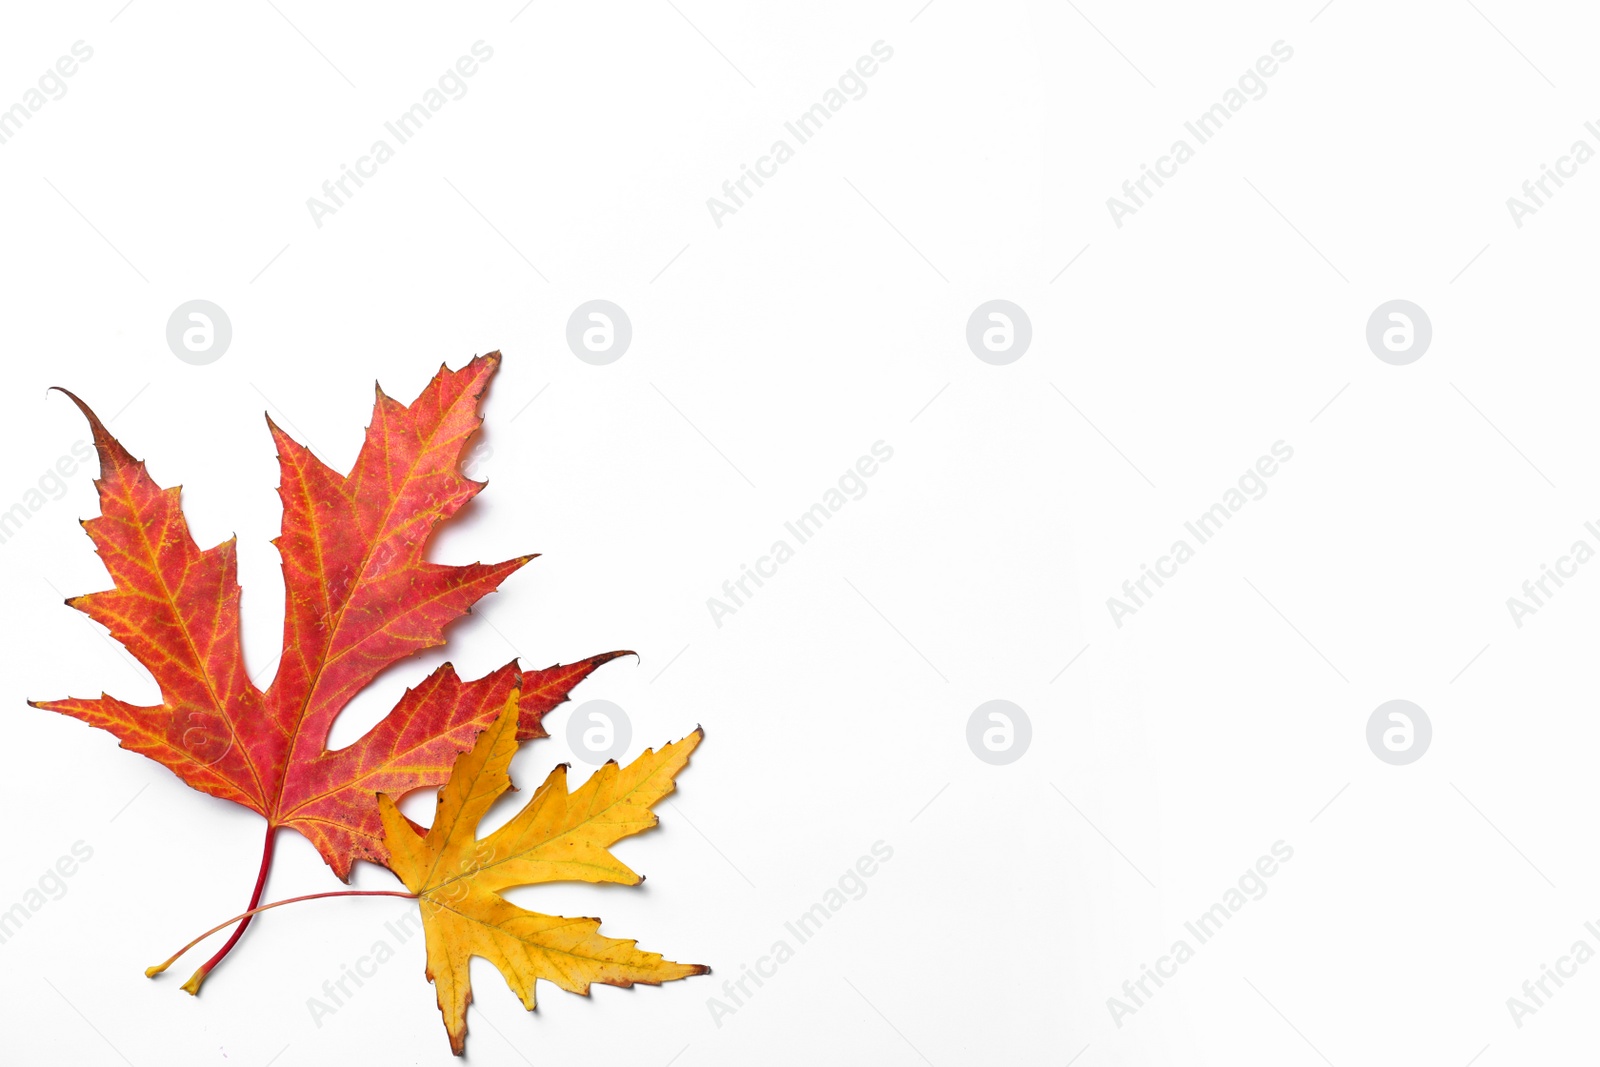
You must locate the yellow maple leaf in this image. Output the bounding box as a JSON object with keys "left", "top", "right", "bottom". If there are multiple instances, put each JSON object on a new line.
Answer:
{"left": 378, "top": 693, "right": 707, "bottom": 1054}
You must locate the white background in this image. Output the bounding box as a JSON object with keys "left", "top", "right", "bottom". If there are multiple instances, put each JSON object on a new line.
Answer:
{"left": 2, "top": 1, "right": 1598, "bottom": 1064}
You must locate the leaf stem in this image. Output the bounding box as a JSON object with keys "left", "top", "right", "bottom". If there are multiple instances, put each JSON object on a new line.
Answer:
{"left": 174, "top": 823, "right": 277, "bottom": 994}
{"left": 148, "top": 882, "right": 416, "bottom": 987}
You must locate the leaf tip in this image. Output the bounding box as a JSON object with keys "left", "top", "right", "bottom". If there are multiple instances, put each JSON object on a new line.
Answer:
{"left": 50, "top": 387, "right": 125, "bottom": 459}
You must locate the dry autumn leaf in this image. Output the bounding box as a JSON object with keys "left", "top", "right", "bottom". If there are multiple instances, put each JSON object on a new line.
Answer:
{"left": 30, "top": 353, "right": 625, "bottom": 988}
{"left": 379, "top": 692, "right": 706, "bottom": 1055}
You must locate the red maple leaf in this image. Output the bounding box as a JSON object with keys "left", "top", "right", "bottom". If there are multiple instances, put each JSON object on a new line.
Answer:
{"left": 30, "top": 353, "right": 626, "bottom": 988}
